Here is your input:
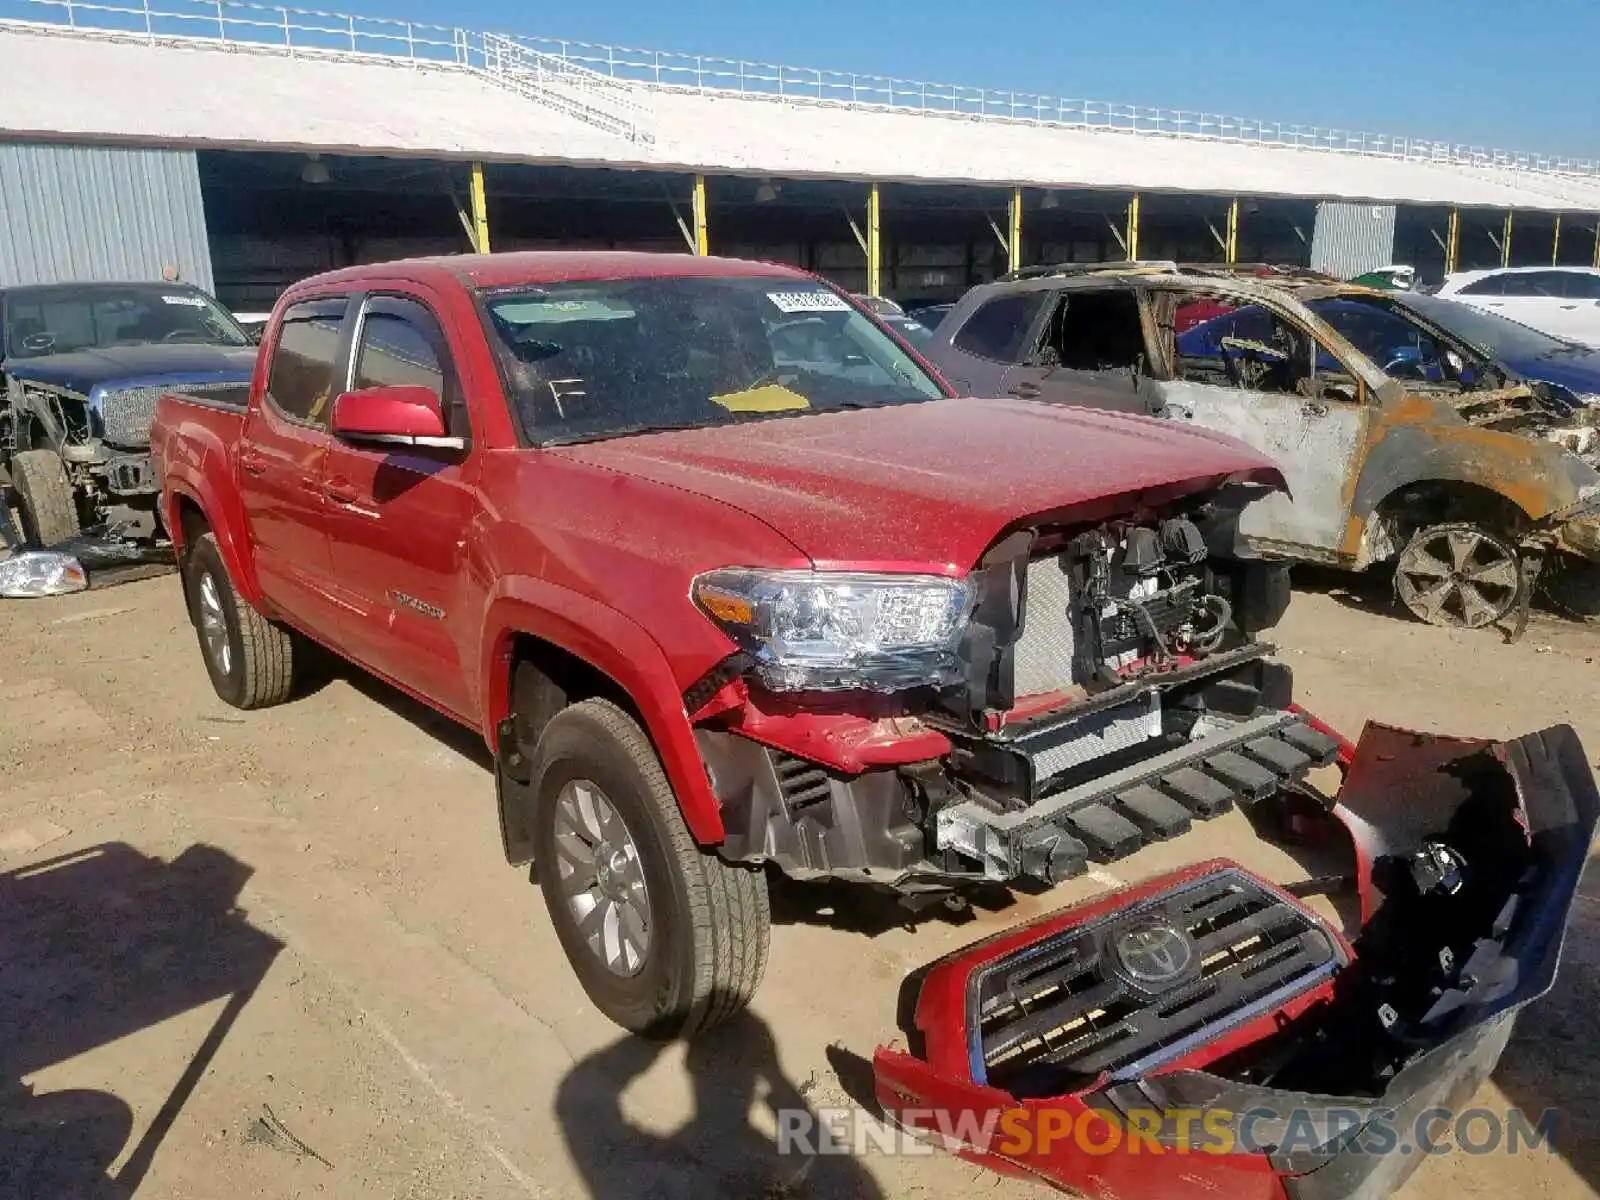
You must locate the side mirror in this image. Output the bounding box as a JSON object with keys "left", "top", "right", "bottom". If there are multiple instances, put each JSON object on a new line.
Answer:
{"left": 331, "top": 385, "right": 460, "bottom": 449}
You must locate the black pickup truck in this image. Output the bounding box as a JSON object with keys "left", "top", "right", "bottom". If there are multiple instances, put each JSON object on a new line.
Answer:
{"left": 1, "top": 280, "right": 255, "bottom": 547}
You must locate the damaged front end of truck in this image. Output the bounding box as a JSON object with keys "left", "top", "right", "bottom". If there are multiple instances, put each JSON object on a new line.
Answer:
{"left": 691, "top": 469, "right": 1347, "bottom": 899}
{"left": 872, "top": 720, "right": 1597, "bottom": 1200}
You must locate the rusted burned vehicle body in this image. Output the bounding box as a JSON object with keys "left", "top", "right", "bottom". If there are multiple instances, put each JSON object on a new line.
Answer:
{"left": 923, "top": 264, "right": 1600, "bottom": 629}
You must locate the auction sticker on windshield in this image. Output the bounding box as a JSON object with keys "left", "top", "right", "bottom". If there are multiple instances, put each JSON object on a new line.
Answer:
{"left": 767, "top": 290, "right": 851, "bottom": 314}
{"left": 160, "top": 295, "right": 208, "bottom": 307}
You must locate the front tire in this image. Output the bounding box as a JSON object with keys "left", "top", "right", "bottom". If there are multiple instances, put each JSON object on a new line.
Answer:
{"left": 11, "top": 449, "right": 80, "bottom": 548}
{"left": 184, "top": 532, "right": 295, "bottom": 708}
{"left": 531, "top": 698, "right": 770, "bottom": 1038}
{"left": 1394, "top": 522, "right": 1520, "bottom": 629}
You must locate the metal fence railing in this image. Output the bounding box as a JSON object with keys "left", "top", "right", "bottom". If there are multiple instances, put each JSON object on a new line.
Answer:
{"left": 2, "top": 0, "right": 1596, "bottom": 178}
{"left": 480, "top": 31, "right": 654, "bottom": 144}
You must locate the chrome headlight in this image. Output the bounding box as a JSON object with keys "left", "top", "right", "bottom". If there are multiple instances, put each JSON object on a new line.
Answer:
{"left": 692, "top": 568, "right": 973, "bottom": 693}
{"left": 0, "top": 551, "right": 88, "bottom": 598}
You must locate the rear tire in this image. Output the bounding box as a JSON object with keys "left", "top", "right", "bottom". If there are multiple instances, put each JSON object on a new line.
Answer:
{"left": 184, "top": 532, "right": 295, "bottom": 708}
{"left": 1539, "top": 554, "right": 1600, "bottom": 622}
{"left": 531, "top": 698, "right": 770, "bottom": 1038}
{"left": 12, "top": 449, "right": 80, "bottom": 548}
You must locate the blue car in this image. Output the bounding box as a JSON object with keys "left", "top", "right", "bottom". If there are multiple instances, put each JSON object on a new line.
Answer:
{"left": 1176, "top": 293, "right": 1600, "bottom": 407}
{"left": 1394, "top": 292, "right": 1600, "bottom": 406}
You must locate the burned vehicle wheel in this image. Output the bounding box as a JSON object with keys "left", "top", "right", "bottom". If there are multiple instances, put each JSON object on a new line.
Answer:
{"left": 1394, "top": 522, "right": 1521, "bottom": 628}
{"left": 1539, "top": 555, "right": 1600, "bottom": 622}
{"left": 531, "top": 698, "right": 770, "bottom": 1038}
{"left": 183, "top": 533, "right": 295, "bottom": 709}
{"left": 11, "top": 449, "right": 80, "bottom": 548}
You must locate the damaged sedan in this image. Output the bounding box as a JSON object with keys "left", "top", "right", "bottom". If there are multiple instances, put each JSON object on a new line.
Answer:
{"left": 923, "top": 265, "right": 1600, "bottom": 629}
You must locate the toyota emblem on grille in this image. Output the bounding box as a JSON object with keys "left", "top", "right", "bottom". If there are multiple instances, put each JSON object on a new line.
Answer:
{"left": 1112, "top": 921, "right": 1194, "bottom": 986}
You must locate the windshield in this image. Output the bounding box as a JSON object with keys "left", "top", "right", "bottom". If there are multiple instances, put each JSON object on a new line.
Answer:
{"left": 482, "top": 276, "right": 949, "bottom": 445}
{"left": 2, "top": 284, "right": 250, "bottom": 360}
{"left": 1397, "top": 294, "right": 1572, "bottom": 361}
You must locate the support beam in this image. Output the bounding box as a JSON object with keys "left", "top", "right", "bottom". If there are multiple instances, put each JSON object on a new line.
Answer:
{"left": 867, "top": 182, "right": 882, "bottom": 296}
{"left": 1594, "top": 218, "right": 1600, "bottom": 270}
{"left": 1446, "top": 207, "right": 1459, "bottom": 275}
{"left": 1126, "top": 193, "right": 1141, "bottom": 261}
{"left": 1008, "top": 186, "right": 1023, "bottom": 275}
{"left": 692, "top": 175, "right": 709, "bottom": 256}
{"left": 1501, "top": 209, "right": 1513, "bottom": 269}
{"left": 1226, "top": 197, "right": 1240, "bottom": 264}
{"left": 469, "top": 161, "right": 490, "bottom": 255}
{"left": 1552, "top": 212, "right": 1562, "bottom": 266}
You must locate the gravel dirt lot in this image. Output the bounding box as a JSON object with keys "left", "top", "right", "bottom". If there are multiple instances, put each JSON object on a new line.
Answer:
{"left": 1, "top": 568, "right": 1597, "bottom": 1200}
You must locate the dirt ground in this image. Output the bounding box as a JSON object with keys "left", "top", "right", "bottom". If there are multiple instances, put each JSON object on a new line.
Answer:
{"left": 1, "top": 567, "right": 1597, "bottom": 1200}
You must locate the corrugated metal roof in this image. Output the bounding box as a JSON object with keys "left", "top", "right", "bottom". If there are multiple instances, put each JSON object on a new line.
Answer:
{"left": 1, "top": 26, "right": 1598, "bottom": 213}
{"left": 0, "top": 140, "right": 214, "bottom": 289}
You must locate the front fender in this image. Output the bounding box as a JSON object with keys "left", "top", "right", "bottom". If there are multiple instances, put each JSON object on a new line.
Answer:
{"left": 1352, "top": 420, "right": 1597, "bottom": 527}
{"left": 479, "top": 575, "right": 724, "bottom": 846}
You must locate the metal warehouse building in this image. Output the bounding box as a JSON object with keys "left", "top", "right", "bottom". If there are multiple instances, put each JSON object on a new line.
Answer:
{"left": 3, "top": 0, "right": 1600, "bottom": 310}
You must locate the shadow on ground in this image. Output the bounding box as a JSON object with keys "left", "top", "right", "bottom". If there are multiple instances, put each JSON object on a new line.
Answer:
{"left": 0, "top": 842, "right": 281, "bottom": 1197}
{"left": 555, "top": 1009, "right": 886, "bottom": 1199}
{"left": 1492, "top": 884, "right": 1600, "bottom": 1194}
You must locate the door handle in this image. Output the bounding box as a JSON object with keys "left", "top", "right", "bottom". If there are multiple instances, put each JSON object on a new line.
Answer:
{"left": 1010, "top": 382, "right": 1042, "bottom": 399}
{"left": 324, "top": 477, "right": 361, "bottom": 505}
{"left": 240, "top": 451, "right": 267, "bottom": 477}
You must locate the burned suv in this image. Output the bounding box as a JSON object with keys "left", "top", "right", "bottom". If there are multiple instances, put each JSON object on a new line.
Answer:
{"left": 924, "top": 263, "right": 1600, "bottom": 630}
{"left": 1, "top": 281, "right": 255, "bottom": 548}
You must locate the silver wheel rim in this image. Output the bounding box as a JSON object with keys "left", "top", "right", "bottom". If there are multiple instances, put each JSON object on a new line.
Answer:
{"left": 1395, "top": 526, "right": 1519, "bottom": 629}
{"left": 198, "top": 571, "right": 233, "bottom": 675}
{"left": 553, "top": 780, "right": 652, "bottom": 977}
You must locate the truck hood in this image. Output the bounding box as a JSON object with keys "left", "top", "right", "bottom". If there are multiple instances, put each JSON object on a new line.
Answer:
{"left": 550, "top": 396, "right": 1284, "bottom": 566}
{"left": 3, "top": 343, "right": 256, "bottom": 394}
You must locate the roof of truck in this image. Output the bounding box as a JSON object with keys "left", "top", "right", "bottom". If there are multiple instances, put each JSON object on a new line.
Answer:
{"left": 302, "top": 252, "right": 809, "bottom": 293}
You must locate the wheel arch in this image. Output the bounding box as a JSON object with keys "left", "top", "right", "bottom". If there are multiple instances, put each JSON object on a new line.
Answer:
{"left": 1352, "top": 475, "right": 1537, "bottom": 568}
{"left": 161, "top": 478, "right": 263, "bottom": 603}
{"left": 481, "top": 580, "right": 726, "bottom": 853}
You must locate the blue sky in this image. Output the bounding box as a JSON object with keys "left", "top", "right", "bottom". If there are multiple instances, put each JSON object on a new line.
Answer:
{"left": 363, "top": 0, "right": 1600, "bottom": 157}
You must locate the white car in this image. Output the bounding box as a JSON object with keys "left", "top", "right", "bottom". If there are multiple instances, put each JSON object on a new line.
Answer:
{"left": 1436, "top": 266, "right": 1600, "bottom": 347}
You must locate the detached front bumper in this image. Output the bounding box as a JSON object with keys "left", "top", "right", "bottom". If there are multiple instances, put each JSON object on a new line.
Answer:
{"left": 872, "top": 722, "right": 1597, "bottom": 1200}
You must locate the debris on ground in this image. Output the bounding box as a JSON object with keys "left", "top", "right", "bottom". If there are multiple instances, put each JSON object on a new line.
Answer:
{"left": 243, "top": 1104, "right": 334, "bottom": 1170}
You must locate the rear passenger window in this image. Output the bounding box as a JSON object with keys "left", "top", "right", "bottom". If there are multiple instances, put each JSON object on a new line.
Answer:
{"left": 1561, "top": 273, "right": 1600, "bottom": 299}
{"left": 266, "top": 299, "right": 349, "bottom": 426}
{"left": 952, "top": 292, "right": 1047, "bottom": 362}
{"left": 1458, "top": 275, "right": 1505, "bottom": 297}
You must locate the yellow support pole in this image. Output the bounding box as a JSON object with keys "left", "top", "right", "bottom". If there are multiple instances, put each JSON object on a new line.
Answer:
{"left": 1008, "top": 186, "right": 1023, "bottom": 275}
{"left": 1552, "top": 213, "right": 1562, "bottom": 266}
{"left": 1126, "top": 192, "right": 1141, "bottom": 261}
{"left": 1225, "top": 197, "right": 1240, "bottom": 264}
{"left": 469, "top": 161, "right": 490, "bottom": 255}
{"left": 692, "top": 175, "right": 709, "bottom": 256}
{"left": 867, "top": 182, "right": 882, "bottom": 296}
{"left": 1446, "top": 207, "right": 1459, "bottom": 274}
{"left": 1501, "top": 210, "right": 1513, "bottom": 269}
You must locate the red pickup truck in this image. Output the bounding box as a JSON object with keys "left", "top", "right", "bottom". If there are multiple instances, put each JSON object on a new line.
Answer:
{"left": 149, "top": 256, "right": 1593, "bottom": 1196}
{"left": 151, "top": 252, "right": 1595, "bottom": 1197}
